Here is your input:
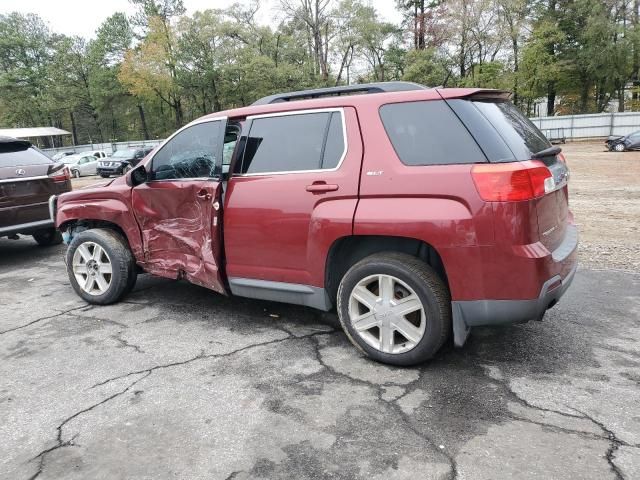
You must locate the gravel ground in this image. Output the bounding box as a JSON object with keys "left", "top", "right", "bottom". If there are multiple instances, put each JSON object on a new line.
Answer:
{"left": 563, "top": 142, "right": 640, "bottom": 272}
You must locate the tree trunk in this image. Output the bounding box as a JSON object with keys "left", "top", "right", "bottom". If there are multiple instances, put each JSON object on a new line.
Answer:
{"left": 69, "top": 111, "right": 78, "bottom": 146}
{"left": 137, "top": 105, "right": 150, "bottom": 140}
{"left": 547, "top": 82, "right": 556, "bottom": 116}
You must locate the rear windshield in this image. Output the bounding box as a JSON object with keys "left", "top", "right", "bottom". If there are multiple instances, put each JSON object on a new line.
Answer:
{"left": 0, "top": 144, "right": 53, "bottom": 167}
{"left": 379, "top": 100, "right": 486, "bottom": 166}
{"left": 447, "top": 99, "right": 550, "bottom": 161}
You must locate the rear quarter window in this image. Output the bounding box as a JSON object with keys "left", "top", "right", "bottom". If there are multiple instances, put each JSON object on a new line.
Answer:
{"left": 379, "top": 100, "right": 486, "bottom": 166}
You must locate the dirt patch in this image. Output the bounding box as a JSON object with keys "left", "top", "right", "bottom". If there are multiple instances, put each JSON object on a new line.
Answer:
{"left": 563, "top": 142, "right": 640, "bottom": 272}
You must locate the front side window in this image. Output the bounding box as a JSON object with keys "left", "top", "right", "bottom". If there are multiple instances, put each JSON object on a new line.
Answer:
{"left": 151, "top": 121, "right": 221, "bottom": 180}
{"left": 238, "top": 110, "right": 345, "bottom": 174}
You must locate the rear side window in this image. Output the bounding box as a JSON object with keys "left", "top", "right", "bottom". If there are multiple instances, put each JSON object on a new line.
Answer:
{"left": 379, "top": 100, "right": 486, "bottom": 166}
{"left": 239, "top": 110, "right": 345, "bottom": 174}
{"left": 0, "top": 144, "right": 52, "bottom": 167}
{"left": 449, "top": 100, "right": 550, "bottom": 161}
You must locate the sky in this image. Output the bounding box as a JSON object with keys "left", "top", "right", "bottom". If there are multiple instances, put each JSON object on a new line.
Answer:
{"left": 0, "top": 0, "right": 403, "bottom": 38}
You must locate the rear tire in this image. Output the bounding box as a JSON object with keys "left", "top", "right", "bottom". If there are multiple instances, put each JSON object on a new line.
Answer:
{"left": 337, "top": 252, "right": 451, "bottom": 366}
{"left": 33, "top": 228, "right": 63, "bottom": 247}
{"left": 66, "top": 229, "right": 137, "bottom": 305}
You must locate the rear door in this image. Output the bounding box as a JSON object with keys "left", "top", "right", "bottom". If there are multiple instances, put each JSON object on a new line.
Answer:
{"left": 131, "top": 119, "right": 226, "bottom": 292}
{"left": 0, "top": 141, "right": 67, "bottom": 229}
{"left": 223, "top": 107, "right": 362, "bottom": 287}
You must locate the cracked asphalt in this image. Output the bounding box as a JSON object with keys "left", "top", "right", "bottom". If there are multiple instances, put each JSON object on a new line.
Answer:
{"left": 1, "top": 237, "right": 639, "bottom": 480}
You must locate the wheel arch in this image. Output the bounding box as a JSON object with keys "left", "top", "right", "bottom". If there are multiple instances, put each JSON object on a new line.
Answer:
{"left": 324, "top": 235, "right": 448, "bottom": 307}
{"left": 57, "top": 198, "right": 143, "bottom": 261}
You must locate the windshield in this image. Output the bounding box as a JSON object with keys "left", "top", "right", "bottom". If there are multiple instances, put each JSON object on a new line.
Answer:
{"left": 112, "top": 149, "right": 136, "bottom": 158}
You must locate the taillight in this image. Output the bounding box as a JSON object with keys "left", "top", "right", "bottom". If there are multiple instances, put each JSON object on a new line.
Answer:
{"left": 471, "top": 160, "right": 553, "bottom": 202}
{"left": 49, "top": 166, "right": 70, "bottom": 182}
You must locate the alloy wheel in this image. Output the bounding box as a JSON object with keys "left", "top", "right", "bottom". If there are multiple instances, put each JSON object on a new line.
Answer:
{"left": 72, "top": 241, "right": 113, "bottom": 295}
{"left": 348, "top": 274, "right": 426, "bottom": 354}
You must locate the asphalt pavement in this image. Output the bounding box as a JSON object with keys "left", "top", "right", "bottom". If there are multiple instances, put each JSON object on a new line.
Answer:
{"left": 1, "top": 236, "right": 639, "bottom": 480}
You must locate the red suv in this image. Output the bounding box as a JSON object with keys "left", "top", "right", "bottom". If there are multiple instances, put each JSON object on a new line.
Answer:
{"left": 51, "top": 82, "right": 577, "bottom": 365}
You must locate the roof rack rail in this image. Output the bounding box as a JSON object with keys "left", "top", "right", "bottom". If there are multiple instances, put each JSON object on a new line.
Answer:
{"left": 251, "top": 81, "right": 428, "bottom": 106}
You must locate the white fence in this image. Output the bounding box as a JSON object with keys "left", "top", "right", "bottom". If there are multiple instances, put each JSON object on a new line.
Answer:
{"left": 530, "top": 112, "right": 640, "bottom": 141}
{"left": 42, "top": 139, "right": 164, "bottom": 157}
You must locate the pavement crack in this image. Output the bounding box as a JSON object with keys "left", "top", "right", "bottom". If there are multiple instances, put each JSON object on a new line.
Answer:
{"left": 308, "top": 335, "right": 458, "bottom": 480}
{"left": 0, "top": 306, "right": 86, "bottom": 335}
{"left": 29, "top": 372, "right": 150, "bottom": 479}
{"left": 112, "top": 331, "right": 144, "bottom": 354}
{"left": 91, "top": 330, "right": 336, "bottom": 389}
{"left": 570, "top": 408, "right": 627, "bottom": 480}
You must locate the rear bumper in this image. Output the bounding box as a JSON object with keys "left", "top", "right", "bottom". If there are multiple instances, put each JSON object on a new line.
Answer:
{"left": 450, "top": 224, "right": 578, "bottom": 346}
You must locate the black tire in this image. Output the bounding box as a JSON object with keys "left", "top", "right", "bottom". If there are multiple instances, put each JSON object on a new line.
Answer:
{"left": 32, "top": 228, "right": 63, "bottom": 246}
{"left": 614, "top": 143, "right": 626, "bottom": 152}
{"left": 72, "top": 169, "right": 80, "bottom": 178}
{"left": 65, "top": 228, "right": 137, "bottom": 305}
{"left": 99, "top": 173, "right": 110, "bottom": 178}
{"left": 337, "top": 252, "right": 451, "bottom": 366}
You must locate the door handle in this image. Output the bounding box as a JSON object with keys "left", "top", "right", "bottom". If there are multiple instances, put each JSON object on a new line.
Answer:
{"left": 196, "top": 189, "right": 212, "bottom": 201}
{"left": 306, "top": 182, "right": 339, "bottom": 193}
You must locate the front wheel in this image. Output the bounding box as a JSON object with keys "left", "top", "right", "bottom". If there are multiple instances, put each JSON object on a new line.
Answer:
{"left": 66, "top": 229, "right": 137, "bottom": 304}
{"left": 72, "top": 169, "right": 80, "bottom": 178}
{"left": 337, "top": 252, "right": 451, "bottom": 366}
{"left": 99, "top": 173, "right": 110, "bottom": 178}
{"left": 614, "top": 143, "right": 626, "bottom": 152}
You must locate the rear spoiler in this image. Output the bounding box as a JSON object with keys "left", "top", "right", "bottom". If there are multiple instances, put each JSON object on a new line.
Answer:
{"left": 532, "top": 145, "right": 562, "bottom": 159}
{"left": 436, "top": 88, "right": 512, "bottom": 102}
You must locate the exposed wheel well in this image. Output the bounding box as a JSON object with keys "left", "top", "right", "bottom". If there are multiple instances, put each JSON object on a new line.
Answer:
{"left": 325, "top": 236, "right": 448, "bottom": 307}
{"left": 59, "top": 219, "right": 128, "bottom": 244}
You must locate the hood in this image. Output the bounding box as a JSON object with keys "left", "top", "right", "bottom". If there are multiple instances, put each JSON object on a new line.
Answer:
{"left": 607, "top": 135, "right": 624, "bottom": 142}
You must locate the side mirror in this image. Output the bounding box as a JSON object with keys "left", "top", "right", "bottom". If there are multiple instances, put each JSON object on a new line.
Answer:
{"left": 128, "top": 165, "right": 149, "bottom": 186}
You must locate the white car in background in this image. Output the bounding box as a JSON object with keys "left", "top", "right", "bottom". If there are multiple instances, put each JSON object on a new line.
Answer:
{"left": 64, "top": 151, "right": 109, "bottom": 177}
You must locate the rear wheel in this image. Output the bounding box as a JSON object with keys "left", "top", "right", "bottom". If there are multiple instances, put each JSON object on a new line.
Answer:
{"left": 66, "top": 229, "right": 137, "bottom": 305}
{"left": 337, "top": 252, "right": 451, "bottom": 366}
{"left": 33, "top": 228, "right": 63, "bottom": 247}
{"left": 614, "top": 143, "right": 626, "bottom": 152}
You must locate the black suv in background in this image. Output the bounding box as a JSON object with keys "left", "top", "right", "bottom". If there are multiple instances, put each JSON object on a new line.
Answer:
{"left": 0, "top": 137, "right": 71, "bottom": 245}
{"left": 96, "top": 147, "right": 154, "bottom": 178}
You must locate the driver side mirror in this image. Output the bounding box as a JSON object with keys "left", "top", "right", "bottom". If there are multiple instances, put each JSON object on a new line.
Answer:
{"left": 128, "top": 165, "right": 149, "bottom": 186}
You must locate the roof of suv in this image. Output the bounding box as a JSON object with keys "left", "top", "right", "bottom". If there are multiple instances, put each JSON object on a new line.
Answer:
{"left": 0, "top": 136, "right": 30, "bottom": 147}
{"left": 200, "top": 85, "right": 506, "bottom": 123}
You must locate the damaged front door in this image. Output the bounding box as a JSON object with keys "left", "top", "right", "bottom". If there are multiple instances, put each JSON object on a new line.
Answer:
{"left": 131, "top": 119, "right": 226, "bottom": 293}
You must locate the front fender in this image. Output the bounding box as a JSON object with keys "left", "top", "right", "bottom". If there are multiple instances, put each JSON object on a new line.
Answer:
{"left": 55, "top": 186, "right": 143, "bottom": 260}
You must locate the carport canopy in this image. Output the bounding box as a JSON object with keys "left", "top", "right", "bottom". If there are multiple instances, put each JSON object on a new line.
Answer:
{"left": 0, "top": 127, "right": 71, "bottom": 138}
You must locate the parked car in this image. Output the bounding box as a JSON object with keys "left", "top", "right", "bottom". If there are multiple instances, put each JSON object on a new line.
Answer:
{"left": 68, "top": 154, "right": 100, "bottom": 178}
{"left": 605, "top": 131, "right": 640, "bottom": 151}
{"left": 52, "top": 151, "right": 76, "bottom": 161}
{"left": 0, "top": 137, "right": 71, "bottom": 245}
{"left": 96, "top": 147, "right": 154, "bottom": 178}
{"left": 51, "top": 82, "right": 577, "bottom": 365}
